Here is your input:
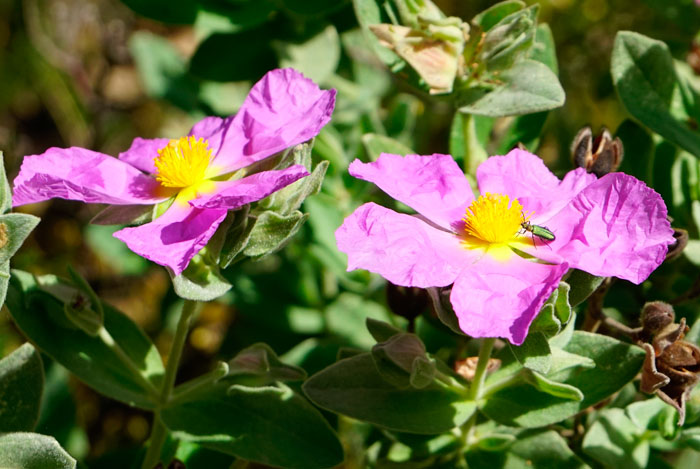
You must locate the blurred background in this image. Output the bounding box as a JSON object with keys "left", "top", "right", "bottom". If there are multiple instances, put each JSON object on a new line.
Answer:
{"left": 2, "top": 0, "right": 700, "bottom": 466}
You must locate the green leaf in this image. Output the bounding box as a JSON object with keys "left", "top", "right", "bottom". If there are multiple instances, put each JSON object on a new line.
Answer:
{"left": 481, "top": 331, "right": 645, "bottom": 427}
{"left": 458, "top": 60, "right": 564, "bottom": 117}
{"left": 274, "top": 25, "right": 340, "bottom": 83}
{"left": 264, "top": 158, "right": 328, "bottom": 216}
{"left": 162, "top": 382, "right": 343, "bottom": 468}
{"left": 6, "top": 271, "right": 163, "bottom": 409}
{"left": 510, "top": 332, "right": 551, "bottom": 374}
{"left": 582, "top": 408, "right": 649, "bottom": 469}
{"left": 243, "top": 210, "right": 308, "bottom": 259}
{"left": 352, "top": 0, "right": 402, "bottom": 67}
{"left": 129, "top": 31, "right": 199, "bottom": 110}
{"left": 366, "top": 318, "right": 403, "bottom": 343}
{"left": 362, "top": 133, "right": 415, "bottom": 161}
{"left": 476, "top": 433, "right": 516, "bottom": 452}
{"left": 0, "top": 432, "right": 76, "bottom": 469}
{"left": 612, "top": 31, "right": 700, "bottom": 158}
{"left": 0, "top": 213, "right": 40, "bottom": 265}
{"left": 303, "top": 353, "right": 476, "bottom": 434}
{"left": 626, "top": 398, "right": 666, "bottom": 430}
{"left": 472, "top": 1, "right": 526, "bottom": 31}
{"left": 466, "top": 429, "right": 589, "bottom": 468}
{"left": 566, "top": 269, "right": 604, "bottom": 308}
{"left": 548, "top": 346, "right": 595, "bottom": 375}
{"left": 0, "top": 152, "right": 13, "bottom": 213}
{"left": 524, "top": 370, "right": 583, "bottom": 401}
{"left": 530, "top": 23, "right": 558, "bottom": 72}
{"left": 172, "top": 252, "right": 232, "bottom": 302}
{"left": 0, "top": 343, "right": 44, "bottom": 432}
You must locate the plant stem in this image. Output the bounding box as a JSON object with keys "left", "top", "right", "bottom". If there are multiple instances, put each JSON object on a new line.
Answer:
{"left": 460, "top": 337, "right": 496, "bottom": 449}
{"left": 141, "top": 299, "right": 199, "bottom": 469}
{"left": 469, "top": 337, "right": 495, "bottom": 401}
{"left": 462, "top": 112, "right": 487, "bottom": 176}
{"left": 98, "top": 327, "right": 159, "bottom": 399}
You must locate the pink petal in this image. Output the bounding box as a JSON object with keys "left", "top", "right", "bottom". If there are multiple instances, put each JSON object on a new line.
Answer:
{"left": 476, "top": 149, "right": 597, "bottom": 221}
{"left": 335, "top": 202, "right": 479, "bottom": 288}
{"left": 13, "top": 147, "right": 167, "bottom": 207}
{"left": 196, "top": 69, "right": 336, "bottom": 175}
{"left": 349, "top": 153, "right": 474, "bottom": 230}
{"left": 450, "top": 255, "right": 569, "bottom": 345}
{"left": 113, "top": 204, "right": 227, "bottom": 275}
{"left": 190, "top": 165, "right": 309, "bottom": 210}
{"left": 118, "top": 137, "right": 172, "bottom": 174}
{"left": 547, "top": 173, "right": 674, "bottom": 284}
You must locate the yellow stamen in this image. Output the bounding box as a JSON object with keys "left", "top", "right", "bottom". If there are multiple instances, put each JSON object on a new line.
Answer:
{"left": 154, "top": 136, "right": 213, "bottom": 188}
{"left": 463, "top": 193, "right": 529, "bottom": 244}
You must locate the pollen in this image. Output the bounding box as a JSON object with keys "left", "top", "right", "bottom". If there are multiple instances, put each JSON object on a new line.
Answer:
{"left": 463, "top": 193, "right": 528, "bottom": 244}
{"left": 154, "top": 136, "right": 213, "bottom": 188}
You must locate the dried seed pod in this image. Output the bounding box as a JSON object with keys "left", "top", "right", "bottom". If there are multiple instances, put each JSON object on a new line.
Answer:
{"left": 638, "top": 302, "right": 700, "bottom": 426}
{"left": 571, "top": 126, "right": 624, "bottom": 177}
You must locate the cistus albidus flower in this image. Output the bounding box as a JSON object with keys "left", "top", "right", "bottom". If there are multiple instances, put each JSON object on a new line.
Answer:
{"left": 336, "top": 150, "right": 675, "bottom": 345}
{"left": 12, "top": 69, "right": 336, "bottom": 275}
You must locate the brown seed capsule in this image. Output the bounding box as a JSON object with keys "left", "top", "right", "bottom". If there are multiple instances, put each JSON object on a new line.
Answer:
{"left": 571, "top": 126, "right": 624, "bottom": 177}
{"left": 638, "top": 302, "right": 700, "bottom": 426}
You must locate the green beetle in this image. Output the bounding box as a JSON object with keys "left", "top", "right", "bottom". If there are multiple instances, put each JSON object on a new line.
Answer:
{"left": 520, "top": 220, "right": 555, "bottom": 243}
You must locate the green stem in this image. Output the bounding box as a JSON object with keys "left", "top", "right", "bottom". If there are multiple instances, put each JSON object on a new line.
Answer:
{"left": 469, "top": 337, "right": 495, "bottom": 400}
{"left": 141, "top": 300, "right": 199, "bottom": 469}
{"left": 169, "top": 361, "right": 229, "bottom": 407}
{"left": 462, "top": 112, "right": 488, "bottom": 177}
{"left": 98, "top": 327, "right": 159, "bottom": 399}
{"left": 460, "top": 337, "right": 496, "bottom": 448}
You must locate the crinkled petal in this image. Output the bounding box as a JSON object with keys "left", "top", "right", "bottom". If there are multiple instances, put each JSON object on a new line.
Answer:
{"left": 335, "top": 202, "right": 479, "bottom": 288}
{"left": 349, "top": 153, "right": 474, "bottom": 230}
{"left": 450, "top": 255, "right": 569, "bottom": 345}
{"left": 477, "top": 149, "right": 597, "bottom": 221}
{"left": 196, "top": 68, "right": 335, "bottom": 175}
{"left": 190, "top": 165, "right": 309, "bottom": 210}
{"left": 13, "top": 147, "right": 167, "bottom": 206}
{"left": 118, "top": 137, "right": 171, "bottom": 174}
{"left": 113, "top": 204, "right": 227, "bottom": 275}
{"left": 546, "top": 173, "right": 674, "bottom": 284}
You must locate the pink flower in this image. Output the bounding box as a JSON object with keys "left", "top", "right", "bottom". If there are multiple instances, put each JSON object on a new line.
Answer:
{"left": 13, "top": 69, "right": 336, "bottom": 275}
{"left": 336, "top": 150, "right": 675, "bottom": 345}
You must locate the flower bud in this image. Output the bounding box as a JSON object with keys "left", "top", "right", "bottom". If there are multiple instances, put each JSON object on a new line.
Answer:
{"left": 386, "top": 282, "right": 429, "bottom": 322}
{"left": 641, "top": 301, "right": 675, "bottom": 336}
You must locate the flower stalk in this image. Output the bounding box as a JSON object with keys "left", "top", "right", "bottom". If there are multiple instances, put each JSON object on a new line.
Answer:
{"left": 141, "top": 299, "right": 200, "bottom": 469}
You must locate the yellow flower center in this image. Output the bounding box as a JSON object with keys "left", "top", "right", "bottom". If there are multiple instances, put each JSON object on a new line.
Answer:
{"left": 463, "top": 193, "right": 529, "bottom": 244}
{"left": 154, "top": 136, "right": 213, "bottom": 188}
